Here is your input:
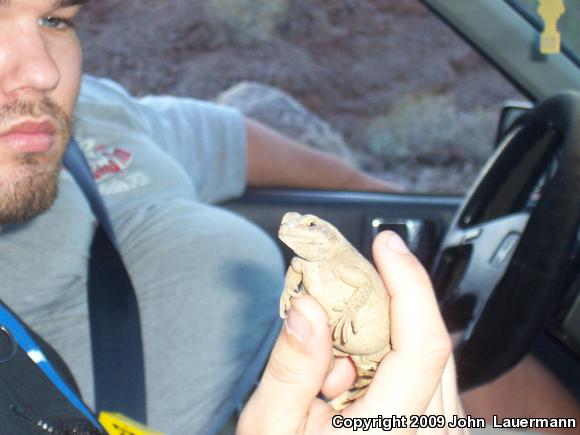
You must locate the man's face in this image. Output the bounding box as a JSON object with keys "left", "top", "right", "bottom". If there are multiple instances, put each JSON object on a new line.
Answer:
{"left": 0, "top": 0, "right": 84, "bottom": 225}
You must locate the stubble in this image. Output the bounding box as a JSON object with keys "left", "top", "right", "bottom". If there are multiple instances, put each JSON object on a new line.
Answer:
{"left": 0, "top": 98, "right": 70, "bottom": 225}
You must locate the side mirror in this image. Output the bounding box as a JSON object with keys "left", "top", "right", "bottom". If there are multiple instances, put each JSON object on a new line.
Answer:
{"left": 495, "top": 101, "right": 534, "bottom": 147}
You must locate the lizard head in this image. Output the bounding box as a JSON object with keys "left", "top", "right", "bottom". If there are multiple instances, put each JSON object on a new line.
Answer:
{"left": 278, "top": 212, "right": 346, "bottom": 261}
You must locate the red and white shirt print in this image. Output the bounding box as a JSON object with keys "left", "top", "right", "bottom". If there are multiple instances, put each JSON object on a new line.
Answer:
{"left": 78, "top": 138, "right": 151, "bottom": 195}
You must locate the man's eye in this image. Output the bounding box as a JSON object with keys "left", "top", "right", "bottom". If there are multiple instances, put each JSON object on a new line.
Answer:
{"left": 39, "top": 16, "right": 74, "bottom": 30}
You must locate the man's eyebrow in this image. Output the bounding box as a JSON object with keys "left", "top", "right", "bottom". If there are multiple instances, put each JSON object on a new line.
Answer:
{"left": 0, "top": 0, "right": 88, "bottom": 7}
{"left": 54, "top": 0, "right": 88, "bottom": 7}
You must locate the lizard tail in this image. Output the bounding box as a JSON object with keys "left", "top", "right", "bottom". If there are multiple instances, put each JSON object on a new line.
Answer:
{"left": 327, "top": 363, "right": 376, "bottom": 411}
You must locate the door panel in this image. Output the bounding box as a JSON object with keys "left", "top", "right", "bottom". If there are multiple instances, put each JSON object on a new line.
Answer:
{"left": 222, "top": 188, "right": 462, "bottom": 267}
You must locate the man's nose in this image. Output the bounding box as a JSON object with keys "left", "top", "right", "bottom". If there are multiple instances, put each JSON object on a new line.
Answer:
{"left": 0, "top": 26, "right": 60, "bottom": 100}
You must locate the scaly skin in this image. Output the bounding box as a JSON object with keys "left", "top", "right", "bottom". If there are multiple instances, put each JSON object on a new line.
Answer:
{"left": 278, "top": 212, "right": 391, "bottom": 410}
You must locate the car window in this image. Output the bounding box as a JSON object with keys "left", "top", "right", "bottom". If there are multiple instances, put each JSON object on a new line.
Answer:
{"left": 509, "top": 0, "right": 580, "bottom": 64}
{"left": 78, "top": 0, "right": 528, "bottom": 195}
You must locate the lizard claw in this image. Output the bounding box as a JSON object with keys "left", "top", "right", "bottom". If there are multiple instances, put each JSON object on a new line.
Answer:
{"left": 279, "top": 285, "right": 305, "bottom": 319}
{"left": 279, "top": 292, "right": 292, "bottom": 319}
{"left": 347, "top": 312, "right": 358, "bottom": 340}
{"left": 329, "top": 316, "right": 343, "bottom": 342}
{"left": 329, "top": 305, "right": 359, "bottom": 345}
{"left": 329, "top": 316, "right": 338, "bottom": 327}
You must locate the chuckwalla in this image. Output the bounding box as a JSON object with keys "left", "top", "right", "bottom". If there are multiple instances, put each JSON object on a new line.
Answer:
{"left": 278, "top": 212, "right": 391, "bottom": 410}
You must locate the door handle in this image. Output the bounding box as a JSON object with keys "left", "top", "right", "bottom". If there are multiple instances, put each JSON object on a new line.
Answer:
{"left": 369, "top": 218, "right": 438, "bottom": 267}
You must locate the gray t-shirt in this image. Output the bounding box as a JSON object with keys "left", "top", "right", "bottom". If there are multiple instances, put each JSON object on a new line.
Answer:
{"left": 0, "top": 76, "right": 284, "bottom": 432}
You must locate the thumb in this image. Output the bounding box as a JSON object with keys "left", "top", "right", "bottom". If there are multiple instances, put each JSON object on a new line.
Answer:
{"left": 238, "top": 295, "right": 333, "bottom": 435}
{"left": 359, "top": 230, "right": 451, "bottom": 417}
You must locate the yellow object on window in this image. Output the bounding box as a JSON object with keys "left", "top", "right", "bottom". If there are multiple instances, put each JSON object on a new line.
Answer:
{"left": 538, "top": 0, "right": 566, "bottom": 54}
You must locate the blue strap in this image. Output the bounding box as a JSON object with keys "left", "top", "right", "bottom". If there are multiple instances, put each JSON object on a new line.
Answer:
{"left": 64, "top": 139, "right": 147, "bottom": 423}
{"left": 0, "top": 305, "right": 101, "bottom": 429}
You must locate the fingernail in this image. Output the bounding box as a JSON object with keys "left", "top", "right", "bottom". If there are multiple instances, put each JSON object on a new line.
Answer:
{"left": 387, "top": 231, "right": 410, "bottom": 254}
{"left": 285, "top": 308, "right": 312, "bottom": 343}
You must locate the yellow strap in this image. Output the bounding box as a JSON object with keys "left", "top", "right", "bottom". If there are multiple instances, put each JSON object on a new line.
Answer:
{"left": 99, "top": 412, "right": 165, "bottom": 435}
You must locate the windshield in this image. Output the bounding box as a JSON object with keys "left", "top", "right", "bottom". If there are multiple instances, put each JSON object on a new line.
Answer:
{"left": 508, "top": 0, "right": 580, "bottom": 64}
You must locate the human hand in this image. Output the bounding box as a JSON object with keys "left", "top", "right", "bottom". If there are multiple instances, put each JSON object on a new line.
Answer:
{"left": 237, "top": 231, "right": 467, "bottom": 434}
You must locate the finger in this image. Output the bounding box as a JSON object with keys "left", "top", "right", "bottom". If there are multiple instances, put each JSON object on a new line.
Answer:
{"left": 238, "top": 295, "right": 333, "bottom": 435}
{"left": 321, "top": 357, "right": 356, "bottom": 399}
{"left": 421, "top": 381, "right": 446, "bottom": 435}
{"left": 352, "top": 231, "right": 451, "bottom": 417}
{"left": 441, "top": 355, "right": 465, "bottom": 422}
{"left": 427, "top": 356, "right": 467, "bottom": 435}
{"left": 424, "top": 380, "right": 444, "bottom": 416}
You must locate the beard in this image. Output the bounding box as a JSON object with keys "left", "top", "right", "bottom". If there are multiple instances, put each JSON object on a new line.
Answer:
{"left": 0, "top": 98, "right": 70, "bottom": 225}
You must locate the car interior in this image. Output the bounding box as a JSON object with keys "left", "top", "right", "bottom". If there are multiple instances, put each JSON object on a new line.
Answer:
{"left": 4, "top": 0, "right": 580, "bottom": 433}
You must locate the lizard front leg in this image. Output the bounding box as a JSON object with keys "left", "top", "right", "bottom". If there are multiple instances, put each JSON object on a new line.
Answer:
{"left": 279, "top": 256, "right": 304, "bottom": 319}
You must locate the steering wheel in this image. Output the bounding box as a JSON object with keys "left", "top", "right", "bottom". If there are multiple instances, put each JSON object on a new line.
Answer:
{"left": 430, "top": 91, "right": 580, "bottom": 391}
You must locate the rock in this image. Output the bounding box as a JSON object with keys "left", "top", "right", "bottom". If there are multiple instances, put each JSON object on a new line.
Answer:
{"left": 216, "top": 81, "right": 356, "bottom": 163}
{"left": 207, "top": 0, "right": 289, "bottom": 45}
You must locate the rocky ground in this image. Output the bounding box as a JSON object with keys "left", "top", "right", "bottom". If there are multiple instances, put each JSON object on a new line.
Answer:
{"left": 77, "top": 0, "right": 523, "bottom": 194}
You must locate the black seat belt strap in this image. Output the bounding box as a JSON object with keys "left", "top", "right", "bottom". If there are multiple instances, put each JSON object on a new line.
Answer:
{"left": 63, "top": 139, "right": 116, "bottom": 242}
{"left": 63, "top": 138, "right": 147, "bottom": 423}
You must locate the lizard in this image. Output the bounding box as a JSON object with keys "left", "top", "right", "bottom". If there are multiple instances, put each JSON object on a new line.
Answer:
{"left": 278, "top": 212, "right": 391, "bottom": 410}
